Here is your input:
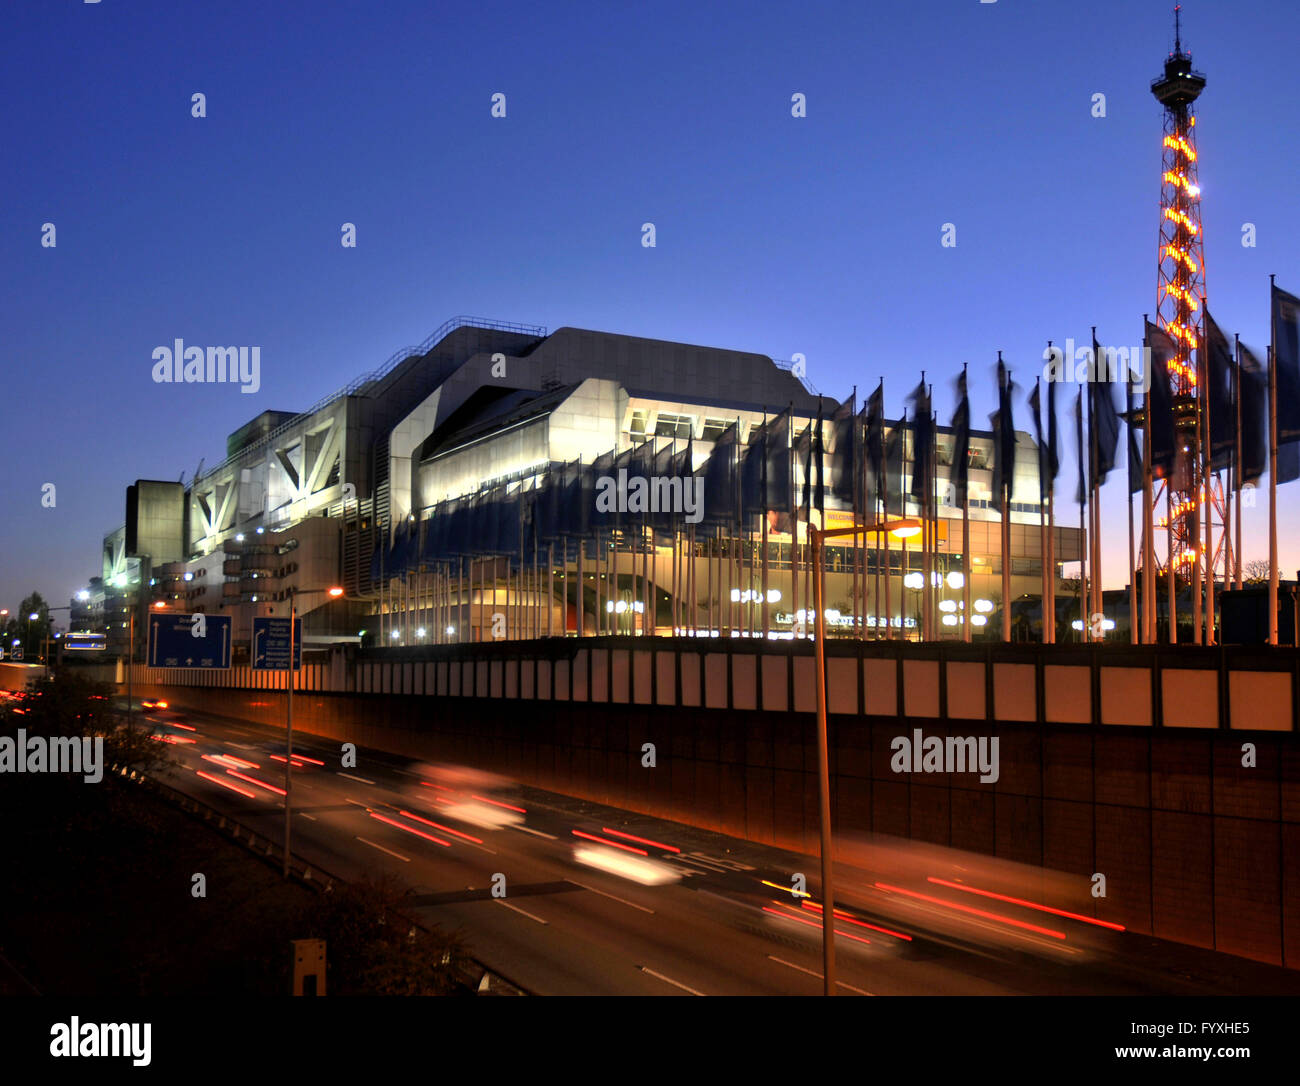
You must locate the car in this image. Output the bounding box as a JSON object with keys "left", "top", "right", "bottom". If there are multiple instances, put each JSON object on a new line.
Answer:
{"left": 140, "top": 698, "right": 169, "bottom": 712}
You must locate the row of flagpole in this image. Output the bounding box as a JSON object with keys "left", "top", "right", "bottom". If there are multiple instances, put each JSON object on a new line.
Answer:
{"left": 365, "top": 280, "right": 1300, "bottom": 646}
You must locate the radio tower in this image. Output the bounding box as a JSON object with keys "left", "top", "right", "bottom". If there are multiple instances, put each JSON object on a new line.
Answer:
{"left": 1151, "top": 5, "right": 1217, "bottom": 640}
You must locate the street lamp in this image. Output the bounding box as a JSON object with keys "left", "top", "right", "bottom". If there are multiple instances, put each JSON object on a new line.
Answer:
{"left": 805, "top": 515, "right": 929, "bottom": 994}
{"left": 41, "top": 605, "right": 74, "bottom": 677}
{"left": 283, "top": 585, "right": 344, "bottom": 877}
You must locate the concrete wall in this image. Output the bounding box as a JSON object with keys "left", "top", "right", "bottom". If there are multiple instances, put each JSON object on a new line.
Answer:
{"left": 128, "top": 637, "right": 1300, "bottom": 968}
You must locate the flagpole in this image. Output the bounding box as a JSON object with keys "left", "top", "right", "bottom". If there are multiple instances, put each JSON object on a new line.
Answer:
{"left": 761, "top": 419, "right": 770, "bottom": 640}
{"left": 1036, "top": 374, "right": 1049, "bottom": 644}
{"left": 851, "top": 405, "right": 860, "bottom": 643}
{"left": 791, "top": 417, "right": 800, "bottom": 639}
{"left": 871, "top": 400, "right": 881, "bottom": 640}
{"left": 918, "top": 374, "right": 929, "bottom": 641}
{"left": 1234, "top": 334, "right": 1243, "bottom": 590}
{"left": 932, "top": 404, "right": 940, "bottom": 641}
{"left": 1076, "top": 389, "right": 1087, "bottom": 644}
{"left": 1088, "top": 330, "right": 1101, "bottom": 641}
{"left": 576, "top": 531, "right": 585, "bottom": 640}
{"left": 960, "top": 363, "right": 972, "bottom": 643}
{"left": 862, "top": 405, "right": 872, "bottom": 642}
{"left": 1001, "top": 361, "right": 1012, "bottom": 643}
{"left": 864, "top": 404, "right": 874, "bottom": 642}
{"left": 1127, "top": 374, "right": 1138, "bottom": 645}
{"left": 1269, "top": 329, "right": 1279, "bottom": 647}
{"left": 1167, "top": 484, "right": 1177, "bottom": 645}
{"left": 922, "top": 380, "right": 934, "bottom": 642}
{"left": 883, "top": 403, "right": 892, "bottom": 641}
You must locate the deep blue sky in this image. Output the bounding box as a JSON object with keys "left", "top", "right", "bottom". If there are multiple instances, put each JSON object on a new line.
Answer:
{"left": 3, "top": 0, "right": 1298, "bottom": 611}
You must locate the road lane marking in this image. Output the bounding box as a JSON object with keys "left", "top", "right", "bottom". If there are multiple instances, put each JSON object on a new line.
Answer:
{"left": 300, "top": 813, "right": 317, "bottom": 821}
{"left": 344, "top": 798, "right": 370, "bottom": 808}
{"left": 355, "top": 836, "right": 410, "bottom": 862}
{"left": 225, "top": 742, "right": 258, "bottom": 750}
{"left": 638, "top": 967, "right": 704, "bottom": 995}
{"left": 512, "top": 825, "right": 557, "bottom": 839}
{"left": 495, "top": 899, "right": 548, "bottom": 925}
{"left": 767, "top": 956, "right": 873, "bottom": 995}
{"left": 673, "top": 853, "right": 730, "bottom": 872}
{"left": 566, "top": 879, "right": 655, "bottom": 914}
{"left": 337, "top": 772, "right": 375, "bottom": 785}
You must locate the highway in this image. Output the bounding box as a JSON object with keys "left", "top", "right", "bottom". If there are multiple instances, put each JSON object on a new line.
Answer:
{"left": 128, "top": 701, "right": 1300, "bottom": 997}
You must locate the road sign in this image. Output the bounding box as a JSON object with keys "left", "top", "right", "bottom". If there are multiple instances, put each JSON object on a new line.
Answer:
{"left": 146, "top": 613, "right": 231, "bottom": 669}
{"left": 251, "top": 617, "right": 302, "bottom": 670}
{"left": 11, "top": 647, "right": 22, "bottom": 661}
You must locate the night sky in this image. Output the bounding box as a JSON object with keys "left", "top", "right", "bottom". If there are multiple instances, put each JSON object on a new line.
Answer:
{"left": 3, "top": 0, "right": 1297, "bottom": 610}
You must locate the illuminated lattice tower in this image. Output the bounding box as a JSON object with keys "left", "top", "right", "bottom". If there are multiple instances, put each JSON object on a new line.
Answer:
{"left": 1151, "top": 7, "right": 1210, "bottom": 580}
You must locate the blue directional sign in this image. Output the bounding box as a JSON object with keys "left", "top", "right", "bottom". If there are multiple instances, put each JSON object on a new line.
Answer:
{"left": 251, "top": 617, "right": 302, "bottom": 671}
{"left": 147, "top": 612, "right": 231, "bottom": 669}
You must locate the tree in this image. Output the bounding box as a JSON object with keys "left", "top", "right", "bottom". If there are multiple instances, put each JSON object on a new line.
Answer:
{"left": 3, "top": 591, "right": 51, "bottom": 660}
{"left": 1243, "top": 559, "right": 1270, "bottom": 585}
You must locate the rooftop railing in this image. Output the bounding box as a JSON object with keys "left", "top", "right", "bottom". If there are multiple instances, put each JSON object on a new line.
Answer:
{"left": 191, "top": 316, "right": 546, "bottom": 489}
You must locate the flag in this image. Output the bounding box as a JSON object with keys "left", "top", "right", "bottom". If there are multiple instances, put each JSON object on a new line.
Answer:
{"left": 907, "top": 379, "right": 934, "bottom": 503}
{"left": 864, "top": 382, "right": 883, "bottom": 514}
{"left": 883, "top": 411, "right": 904, "bottom": 517}
{"left": 797, "top": 411, "right": 813, "bottom": 520}
{"left": 950, "top": 370, "right": 971, "bottom": 507}
{"left": 765, "top": 409, "right": 793, "bottom": 515}
{"left": 702, "top": 421, "right": 739, "bottom": 528}
{"left": 740, "top": 416, "right": 767, "bottom": 520}
{"left": 829, "top": 393, "right": 857, "bottom": 504}
{"left": 990, "top": 358, "right": 1016, "bottom": 513}
{"left": 1074, "top": 389, "right": 1086, "bottom": 507}
{"left": 1027, "top": 379, "right": 1048, "bottom": 503}
{"left": 1090, "top": 333, "right": 1121, "bottom": 486}
{"left": 1238, "top": 342, "right": 1267, "bottom": 487}
{"left": 424, "top": 500, "right": 447, "bottom": 563}
{"left": 1272, "top": 283, "right": 1300, "bottom": 445}
{"left": 1145, "top": 321, "right": 1177, "bottom": 478}
{"left": 390, "top": 517, "right": 413, "bottom": 578}
{"left": 1203, "top": 307, "right": 1237, "bottom": 469}
{"left": 651, "top": 441, "right": 676, "bottom": 534}
{"left": 1127, "top": 412, "right": 1144, "bottom": 495}
{"left": 1046, "top": 370, "right": 1060, "bottom": 483}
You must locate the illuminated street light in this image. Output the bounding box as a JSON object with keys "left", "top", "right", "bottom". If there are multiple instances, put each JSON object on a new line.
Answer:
{"left": 282, "top": 585, "right": 344, "bottom": 877}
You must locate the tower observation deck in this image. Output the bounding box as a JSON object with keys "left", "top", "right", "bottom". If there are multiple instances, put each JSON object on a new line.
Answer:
{"left": 1149, "top": 6, "right": 1218, "bottom": 639}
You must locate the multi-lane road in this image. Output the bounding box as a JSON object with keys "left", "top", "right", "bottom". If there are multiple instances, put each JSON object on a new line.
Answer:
{"left": 130, "top": 701, "right": 1300, "bottom": 997}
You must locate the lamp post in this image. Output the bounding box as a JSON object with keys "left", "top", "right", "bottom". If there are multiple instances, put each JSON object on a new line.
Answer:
{"left": 42, "top": 605, "right": 73, "bottom": 678}
{"left": 808, "top": 514, "right": 922, "bottom": 995}
{"left": 283, "top": 585, "right": 344, "bottom": 877}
